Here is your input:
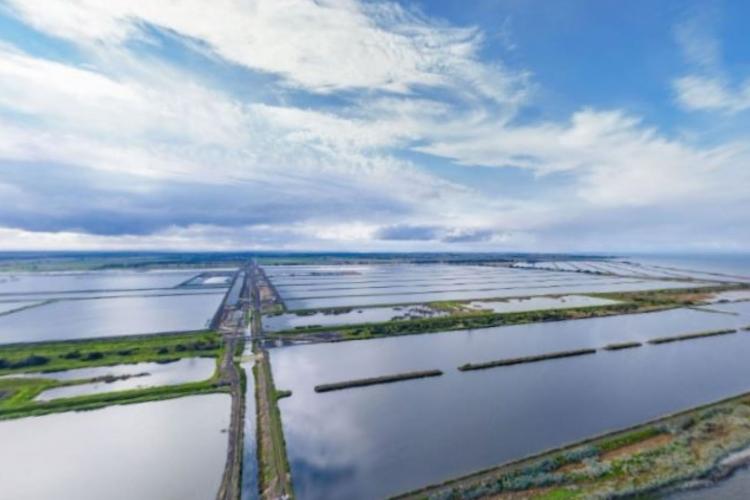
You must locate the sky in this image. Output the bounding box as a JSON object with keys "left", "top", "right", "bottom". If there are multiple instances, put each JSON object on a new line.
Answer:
{"left": 0, "top": 0, "right": 748, "bottom": 253}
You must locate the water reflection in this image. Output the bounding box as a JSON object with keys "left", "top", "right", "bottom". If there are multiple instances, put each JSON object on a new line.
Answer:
{"left": 0, "top": 394, "right": 230, "bottom": 500}
{"left": 32, "top": 357, "right": 216, "bottom": 401}
{"left": 0, "top": 293, "right": 225, "bottom": 344}
{"left": 284, "top": 280, "right": 711, "bottom": 310}
{"left": 271, "top": 306, "right": 750, "bottom": 499}
{"left": 0, "top": 269, "right": 211, "bottom": 294}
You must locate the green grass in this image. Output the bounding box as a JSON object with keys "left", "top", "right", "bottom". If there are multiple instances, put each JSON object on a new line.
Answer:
{"left": 0, "top": 333, "right": 226, "bottom": 420}
{"left": 274, "top": 285, "right": 746, "bottom": 341}
{"left": 0, "top": 379, "right": 224, "bottom": 420}
{"left": 538, "top": 489, "right": 580, "bottom": 500}
{"left": 597, "top": 427, "right": 662, "bottom": 453}
{"left": 254, "top": 351, "right": 294, "bottom": 498}
{"left": 281, "top": 302, "right": 642, "bottom": 339}
{"left": 0, "top": 331, "right": 221, "bottom": 376}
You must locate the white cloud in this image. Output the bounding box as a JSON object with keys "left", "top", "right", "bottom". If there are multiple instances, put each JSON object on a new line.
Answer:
{"left": 672, "top": 15, "right": 750, "bottom": 114}
{"left": 0, "top": 43, "right": 518, "bottom": 242}
{"left": 418, "top": 108, "right": 749, "bottom": 207}
{"left": 4, "top": 0, "right": 527, "bottom": 105}
{"left": 0, "top": 0, "right": 747, "bottom": 252}
{"left": 674, "top": 75, "right": 750, "bottom": 113}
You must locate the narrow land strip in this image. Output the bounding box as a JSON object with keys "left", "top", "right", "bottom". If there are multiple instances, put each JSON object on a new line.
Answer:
{"left": 648, "top": 328, "right": 738, "bottom": 344}
{"left": 458, "top": 349, "right": 597, "bottom": 371}
{"left": 314, "top": 369, "right": 443, "bottom": 393}
{"left": 250, "top": 262, "right": 294, "bottom": 499}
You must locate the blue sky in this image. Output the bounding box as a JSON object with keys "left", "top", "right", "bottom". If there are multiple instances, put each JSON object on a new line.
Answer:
{"left": 0, "top": 0, "right": 748, "bottom": 252}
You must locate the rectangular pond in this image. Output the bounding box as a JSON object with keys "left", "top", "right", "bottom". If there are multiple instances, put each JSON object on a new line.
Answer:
{"left": 263, "top": 304, "right": 448, "bottom": 332}
{"left": 0, "top": 269, "right": 217, "bottom": 295}
{"left": 262, "top": 295, "right": 621, "bottom": 332}
{"left": 0, "top": 288, "right": 225, "bottom": 303}
{"left": 0, "top": 394, "right": 229, "bottom": 500}
{"left": 31, "top": 357, "right": 216, "bottom": 401}
{"left": 274, "top": 277, "right": 632, "bottom": 300}
{"left": 271, "top": 305, "right": 750, "bottom": 499}
{"left": 282, "top": 280, "right": 711, "bottom": 310}
{"left": 0, "top": 293, "right": 225, "bottom": 344}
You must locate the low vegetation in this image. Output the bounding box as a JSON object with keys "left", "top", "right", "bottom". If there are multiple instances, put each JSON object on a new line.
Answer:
{"left": 602, "top": 341, "right": 642, "bottom": 351}
{"left": 648, "top": 328, "right": 737, "bottom": 345}
{"left": 0, "top": 378, "right": 222, "bottom": 420}
{"left": 314, "top": 370, "right": 443, "bottom": 393}
{"left": 0, "top": 332, "right": 225, "bottom": 419}
{"left": 273, "top": 286, "right": 746, "bottom": 342}
{"left": 397, "top": 392, "right": 750, "bottom": 499}
{"left": 458, "top": 350, "right": 596, "bottom": 372}
{"left": 0, "top": 331, "right": 221, "bottom": 376}
{"left": 253, "top": 351, "right": 294, "bottom": 498}
{"left": 275, "top": 389, "right": 292, "bottom": 400}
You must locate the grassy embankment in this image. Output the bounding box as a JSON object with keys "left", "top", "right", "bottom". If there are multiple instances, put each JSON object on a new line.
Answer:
{"left": 397, "top": 392, "right": 750, "bottom": 500}
{"left": 254, "top": 349, "right": 295, "bottom": 498}
{"left": 272, "top": 286, "right": 744, "bottom": 341}
{"left": 0, "top": 331, "right": 224, "bottom": 420}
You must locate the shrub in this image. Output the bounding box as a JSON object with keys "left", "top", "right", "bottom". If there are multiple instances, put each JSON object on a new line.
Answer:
{"left": 598, "top": 427, "right": 661, "bottom": 452}
{"left": 13, "top": 355, "right": 49, "bottom": 368}
{"left": 562, "top": 445, "right": 599, "bottom": 463}
{"left": 62, "top": 351, "right": 82, "bottom": 359}
{"left": 82, "top": 352, "right": 103, "bottom": 361}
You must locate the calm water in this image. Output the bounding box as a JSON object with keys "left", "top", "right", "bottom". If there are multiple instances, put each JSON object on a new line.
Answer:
{"left": 672, "top": 468, "right": 750, "bottom": 499}
{"left": 466, "top": 295, "right": 619, "bottom": 313}
{"left": 0, "top": 300, "right": 41, "bottom": 314}
{"left": 629, "top": 254, "right": 750, "bottom": 282}
{"left": 275, "top": 278, "right": 639, "bottom": 300}
{"left": 263, "top": 296, "right": 619, "bottom": 332}
{"left": 710, "top": 290, "right": 750, "bottom": 303}
{"left": 283, "top": 280, "right": 711, "bottom": 310}
{"left": 33, "top": 357, "right": 216, "bottom": 401}
{"left": 0, "top": 269, "right": 212, "bottom": 295}
{"left": 0, "top": 293, "right": 224, "bottom": 344}
{"left": 0, "top": 394, "right": 230, "bottom": 500}
{"left": 271, "top": 306, "right": 750, "bottom": 499}
{"left": 263, "top": 305, "right": 447, "bottom": 332}
{"left": 274, "top": 272, "right": 609, "bottom": 291}
{"left": 0, "top": 288, "right": 224, "bottom": 302}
